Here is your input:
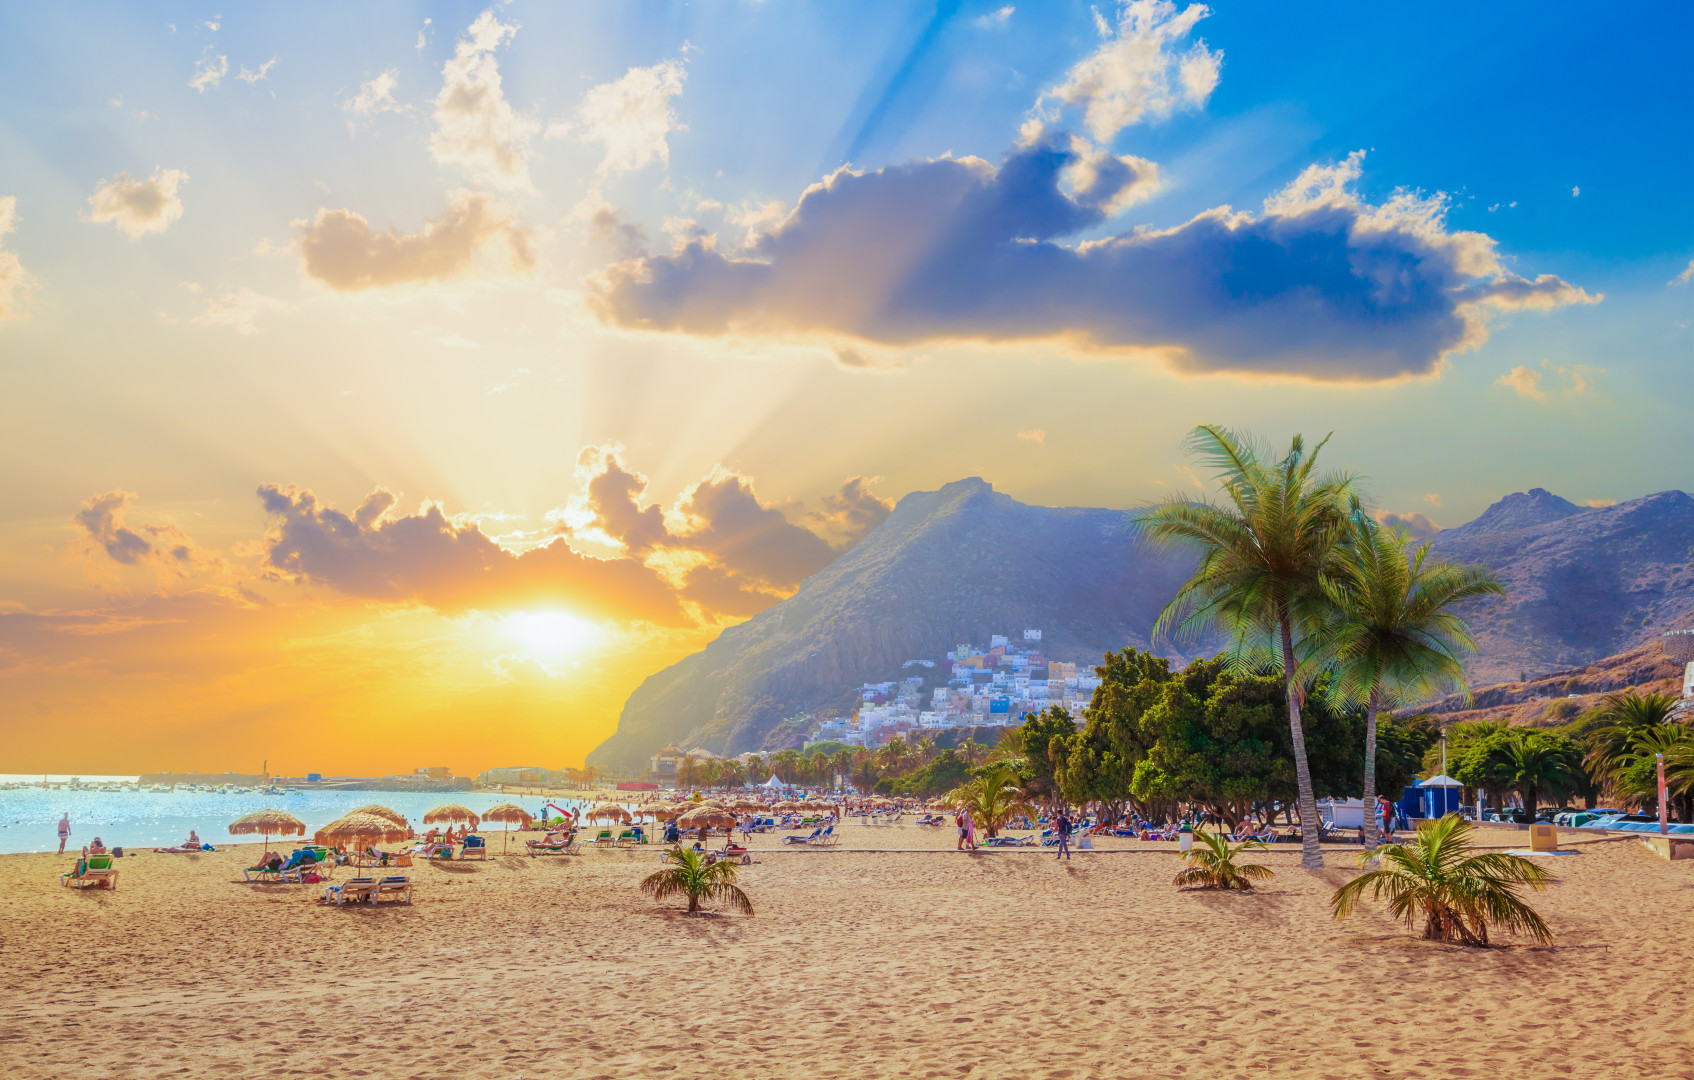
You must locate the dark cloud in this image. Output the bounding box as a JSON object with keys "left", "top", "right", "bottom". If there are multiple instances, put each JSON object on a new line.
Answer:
{"left": 257, "top": 483, "right": 688, "bottom": 625}
{"left": 74, "top": 490, "right": 215, "bottom": 574}
{"left": 803, "top": 476, "right": 895, "bottom": 547}
{"left": 1376, "top": 510, "right": 1443, "bottom": 540}
{"left": 673, "top": 471, "right": 837, "bottom": 591}
{"left": 592, "top": 141, "right": 1594, "bottom": 381}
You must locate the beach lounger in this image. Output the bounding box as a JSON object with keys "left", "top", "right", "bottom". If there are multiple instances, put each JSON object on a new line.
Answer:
{"left": 806, "top": 825, "right": 838, "bottom": 847}
{"left": 322, "top": 877, "right": 378, "bottom": 905}
{"left": 61, "top": 854, "right": 119, "bottom": 889}
{"left": 590, "top": 829, "right": 616, "bottom": 846}
{"left": 373, "top": 876, "right": 413, "bottom": 905}
{"left": 243, "top": 862, "right": 285, "bottom": 882}
{"left": 525, "top": 834, "right": 578, "bottom": 857}
{"left": 783, "top": 827, "right": 822, "bottom": 845}
{"left": 460, "top": 836, "right": 488, "bottom": 860}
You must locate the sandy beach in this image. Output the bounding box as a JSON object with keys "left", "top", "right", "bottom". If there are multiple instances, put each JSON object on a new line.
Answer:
{"left": 3, "top": 824, "right": 1690, "bottom": 1080}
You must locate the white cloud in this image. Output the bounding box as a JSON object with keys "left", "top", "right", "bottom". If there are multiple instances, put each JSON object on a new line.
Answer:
{"left": 193, "top": 287, "right": 292, "bottom": 335}
{"left": 0, "top": 196, "right": 32, "bottom": 323}
{"left": 1571, "top": 185, "right": 1580, "bottom": 197}
{"left": 203, "top": 20, "right": 219, "bottom": 32}
{"left": 84, "top": 168, "right": 189, "bottom": 239}
{"left": 416, "top": 17, "right": 432, "bottom": 51}
{"left": 189, "top": 52, "right": 228, "bottom": 93}
{"left": 237, "top": 56, "right": 277, "bottom": 84}
{"left": 551, "top": 59, "right": 687, "bottom": 174}
{"left": 1495, "top": 365, "right": 1544, "bottom": 401}
{"left": 1495, "top": 359, "right": 1602, "bottom": 402}
{"left": 343, "top": 69, "right": 407, "bottom": 116}
{"left": 976, "top": 6, "right": 1015, "bottom": 27}
{"left": 1671, "top": 258, "right": 1693, "bottom": 286}
{"left": 429, "top": 10, "right": 539, "bottom": 189}
{"left": 297, "top": 190, "right": 534, "bottom": 292}
{"left": 1016, "top": 428, "right": 1046, "bottom": 444}
{"left": 1036, "top": 0, "right": 1220, "bottom": 144}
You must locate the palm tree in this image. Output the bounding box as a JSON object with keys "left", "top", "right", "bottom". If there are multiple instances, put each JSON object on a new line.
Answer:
{"left": 1173, "top": 829, "right": 1275, "bottom": 891}
{"left": 1331, "top": 815, "right": 1554, "bottom": 946}
{"left": 1316, "top": 510, "right": 1503, "bottom": 848}
{"left": 848, "top": 751, "right": 880, "bottom": 795}
{"left": 639, "top": 847, "right": 754, "bottom": 915}
{"left": 958, "top": 738, "right": 989, "bottom": 768}
{"left": 1585, "top": 691, "right": 1680, "bottom": 792}
{"left": 676, "top": 756, "right": 702, "bottom": 791}
{"left": 947, "top": 764, "right": 1034, "bottom": 839}
{"left": 1493, "top": 732, "right": 1584, "bottom": 823}
{"left": 1144, "top": 425, "right": 1356, "bottom": 869}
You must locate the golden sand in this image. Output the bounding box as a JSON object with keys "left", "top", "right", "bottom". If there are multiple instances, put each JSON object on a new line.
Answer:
{"left": 3, "top": 825, "right": 1690, "bottom": 1079}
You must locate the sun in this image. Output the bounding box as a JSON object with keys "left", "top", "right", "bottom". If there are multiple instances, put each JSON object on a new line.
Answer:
{"left": 502, "top": 611, "right": 601, "bottom": 661}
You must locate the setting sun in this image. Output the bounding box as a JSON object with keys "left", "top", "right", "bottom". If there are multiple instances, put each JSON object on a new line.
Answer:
{"left": 502, "top": 611, "right": 602, "bottom": 662}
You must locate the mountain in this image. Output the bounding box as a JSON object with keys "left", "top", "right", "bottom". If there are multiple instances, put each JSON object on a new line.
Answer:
{"left": 1402, "top": 639, "right": 1684, "bottom": 730}
{"left": 588, "top": 482, "right": 1694, "bottom": 772}
{"left": 586, "top": 478, "right": 1199, "bottom": 772}
{"left": 1429, "top": 489, "right": 1694, "bottom": 684}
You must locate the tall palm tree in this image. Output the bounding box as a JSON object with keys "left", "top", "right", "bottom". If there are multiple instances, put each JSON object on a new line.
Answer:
{"left": 1144, "top": 425, "right": 1356, "bottom": 868}
{"left": 1585, "top": 691, "right": 1679, "bottom": 789}
{"left": 1492, "top": 732, "right": 1585, "bottom": 823}
{"left": 1331, "top": 815, "right": 1554, "bottom": 946}
{"left": 639, "top": 847, "right": 754, "bottom": 915}
{"left": 947, "top": 764, "right": 1033, "bottom": 839}
{"left": 1316, "top": 510, "right": 1503, "bottom": 848}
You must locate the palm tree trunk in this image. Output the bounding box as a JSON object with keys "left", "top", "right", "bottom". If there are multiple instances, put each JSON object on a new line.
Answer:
{"left": 1522, "top": 785, "right": 1537, "bottom": 826}
{"left": 1280, "top": 615, "right": 1324, "bottom": 869}
{"left": 1362, "top": 686, "right": 1380, "bottom": 851}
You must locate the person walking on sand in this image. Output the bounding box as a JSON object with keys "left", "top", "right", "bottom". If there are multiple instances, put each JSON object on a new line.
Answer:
{"left": 963, "top": 807, "right": 977, "bottom": 851}
{"left": 57, "top": 813, "right": 70, "bottom": 854}
{"left": 955, "top": 807, "right": 968, "bottom": 851}
{"left": 1055, "top": 810, "right": 1073, "bottom": 861}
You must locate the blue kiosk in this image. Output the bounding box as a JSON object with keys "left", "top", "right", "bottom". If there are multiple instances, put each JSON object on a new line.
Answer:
{"left": 1398, "top": 774, "right": 1465, "bottom": 820}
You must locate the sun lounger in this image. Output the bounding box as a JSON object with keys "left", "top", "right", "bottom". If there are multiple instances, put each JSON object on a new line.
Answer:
{"left": 460, "top": 836, "right": 488, "bottom": 860}
{"left": 243, "top": 862, "right": 285, "bottom": 882}
{"left": 322, "top": 877, "right": 378, "bottom": 905}
{"left": 806, "top": 825, "right": 838, "bottom": 847}
{"left": 373, "top": 876, "right": 413, "bottom": 905}
{"left": 525, "top": 834, "right": 579, "bottom": 857}
{"left": 61, "top": 854, "right": 119, "bottom": 889}
{"left": 783, "top": 827, "right": 822, "bottom": 845}
{"left": 590, "top": 829, "right": 616, "bottom": 846}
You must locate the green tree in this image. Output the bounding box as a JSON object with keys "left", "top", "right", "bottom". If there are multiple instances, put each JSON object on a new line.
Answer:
{"left": 769, "top": 749, "right": 802, "bottom": 785}
{"left": 1455, "top": 730, "right": 1584, "bottom": 822}
{"left": 808, "top": 750, "right": 830, "bottom": 788}
{"left": 639, "top": 847, "right": 754, "bottom": 915}
{"left": 848, "top": 749, "right": 880, "bottom": 795}
{"left": 1331, "top": 815, "right": 1554, "bottom": 946}
{"left": 998, "top": 707, "right": 1077, "bottom": 810}
{"left": 829, "top": 748, "right": 854, "bottom": 790}
{"left": 1584, "top": 691, "right": 1682, "bottom": 809}
{"left": 947, "top": 764, "right": 1034, "bottom": 839}
{"left": 676, "top": 756, "right": 702, "bottom": 790}
{"left": 1315, "top": 511, "right": 1503, "bottom": 847}
{"left": 1144, "top": 425, "right": 1357, "bottom": 868}
{"left": 745, "top": 755, "right": 771, "bottom": 784}
{"left": 1173, "top": 829, "right": 1274, "bottom": 891}
{"left": 888, "top": 749, "right": 971, "bottom": 798}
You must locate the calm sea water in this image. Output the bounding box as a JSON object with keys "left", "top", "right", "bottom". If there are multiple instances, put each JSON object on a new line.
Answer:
{"left": 0, "top": 779, "right": 599, "bottom": 855}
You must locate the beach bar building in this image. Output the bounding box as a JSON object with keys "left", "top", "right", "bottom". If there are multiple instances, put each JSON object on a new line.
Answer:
{"left": 1399, "top": 774, "right": 1465, "bottom": 819}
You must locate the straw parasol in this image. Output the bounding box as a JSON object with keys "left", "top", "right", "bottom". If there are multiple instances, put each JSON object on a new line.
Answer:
{"left": 350, "top": 805, "right": 408, "bottom": 827}
{"left": 676, "top": 804, "right": 736, "bottom": 835}
{"left": 423, "top": 804, "right": 480, "bottom": 833}
{"left": 586, "top": 803, "right": 633, "bottom": 824}
{"left": 480, "top": 803, "right": 533, "bottom": 854}
{"left": 315, "top": 811, "right": 408, "bottom": 850}
{"left": 228, "top": 809, "right": 305, "bottom": 855}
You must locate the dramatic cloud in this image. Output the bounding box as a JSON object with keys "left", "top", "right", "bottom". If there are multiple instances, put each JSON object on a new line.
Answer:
{"left": 297, "top": 190, "right": 533, "bottom": 292}
{"left": 343, "top": 70, "right": 406, "bottom": 115}
{"left": 1375, "top": 509, "right": 1442, "bottom": 539}
{"left": 595, "top": 144, "right": 1597, "bottom": 381}
{"left": 257, "top": 484, "right": 688, "bottom": 625}
{"left": 430, "top": 10, "right": 539, "bottom": 189}
{"left": 0, "top": 196, "right": 29, "bottom": 322}
{"left": 193, "top": 287, "right": 292, "bottom": 335}
{"left": 550, "top": 59, "right": 686, "bottom": 174}
{"left": 84, "top": 168, "right": 188, "bottom": 239}
{"left": 74, "top": 491, "right": 221, "bottom": 577}
{"left": 1035, "top": 0, "right": 1220, "bottom": 144}
{"left": 189, "top": 52, "right": 227, "bottom": 92}
{"left": 799, "top": 477, "right": 895, "bottom": 547}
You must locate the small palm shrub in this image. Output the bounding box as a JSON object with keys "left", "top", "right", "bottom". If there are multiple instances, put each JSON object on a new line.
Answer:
{"left": 1330, "top": 815, "right": 1553, "bottom": 946}
{"left": 1173, "top": 829, "right": 1274, "bottom": 891}
{"left": 640, "top": 847, "right": 754, "bottom": 915}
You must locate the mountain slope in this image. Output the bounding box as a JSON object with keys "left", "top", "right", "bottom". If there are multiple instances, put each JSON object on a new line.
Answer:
{"left": 1429, "top": 489, "right": 1694, "bottom": 684}
{"left": 588, "top": 483, "right": 1694, "bottom": 772}
{"left": 587, "top": 478, "right": 1197, "bottom": 771}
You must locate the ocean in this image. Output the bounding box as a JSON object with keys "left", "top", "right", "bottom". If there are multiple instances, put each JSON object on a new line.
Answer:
{"left": 0, "top": 779, "right": 597, "bottom": 855}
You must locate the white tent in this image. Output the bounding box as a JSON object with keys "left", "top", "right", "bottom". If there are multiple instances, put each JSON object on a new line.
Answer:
{"left": 762, "top": 773, "right": 786, "bottom": 789}
{"left": 1418, "top": 774, "right": 1464, "bottom": 787}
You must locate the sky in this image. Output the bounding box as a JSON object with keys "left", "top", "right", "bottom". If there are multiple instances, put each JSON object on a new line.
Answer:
{"left": 0, "top": 1, "right": 1689, "bottom": 778}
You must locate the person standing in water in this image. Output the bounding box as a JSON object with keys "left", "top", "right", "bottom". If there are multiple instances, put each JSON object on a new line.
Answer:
{"left": 57, "top": 813, "right": 71, "bottom": 854}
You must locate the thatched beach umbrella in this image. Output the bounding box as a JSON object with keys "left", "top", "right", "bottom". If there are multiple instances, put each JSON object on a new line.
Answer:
{"left": 677, "top": 805, "right": 735, "bottom": 838}
{"left": 316, "top": 812, "right": 408, "bottom": 850}
{"left": 228, "top": 809, "right": 305, "bottom": 855}
{"left": 423, "top": 804, "right": 480, "bottom": 833}
{"left": 587, "top": 803, "right": 632, "bottom": 824}
{"left": 481, "top": 803, "right": 533, "bottom": 854}
{"left": 350, "top": 805, "right": 408, "bottom": 827}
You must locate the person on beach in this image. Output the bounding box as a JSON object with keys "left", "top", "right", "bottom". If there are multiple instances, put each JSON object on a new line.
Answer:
{"left": 963, "top": 808, "right": 977, "bottom": 850}
{"left": 1055, "top": 811, "right": 1072, "bottom": 860}
{"left": 955, "top": 808, "right": 968, "bottom": 851}
{"left": 1378, "top": 795, "right": 1396, "bottom": 841}
{"left": 57, "top": 813, "right": 70, "bottom": 854}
